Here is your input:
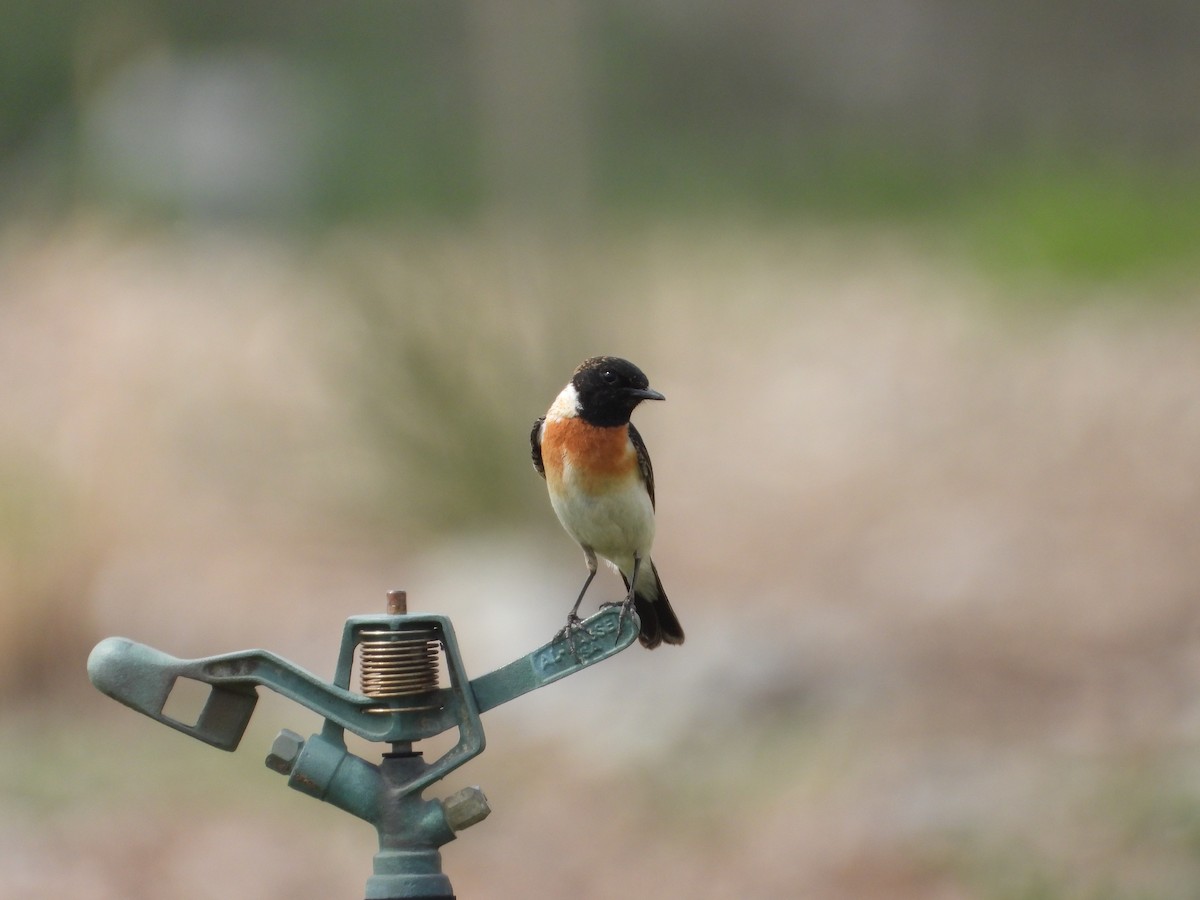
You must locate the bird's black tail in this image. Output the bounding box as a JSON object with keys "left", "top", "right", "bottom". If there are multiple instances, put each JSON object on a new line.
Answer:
{"left": 623, "top": 560, "right": 684, "bottom": 649}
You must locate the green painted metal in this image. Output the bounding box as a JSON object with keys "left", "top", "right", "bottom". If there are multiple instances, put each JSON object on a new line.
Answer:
{"left": 88, "top": 603, "right": 639, "bottom": 899}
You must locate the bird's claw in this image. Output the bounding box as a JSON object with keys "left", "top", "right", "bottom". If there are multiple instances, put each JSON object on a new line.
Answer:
{"left": 599, "top": 595, "right": 638, "bottom": 647}
{"left": 553, "top": 613, "right": 587, "bottom": 662}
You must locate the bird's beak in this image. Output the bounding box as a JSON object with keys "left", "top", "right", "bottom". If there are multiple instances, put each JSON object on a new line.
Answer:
{"left": 626, "top": 387, "right": 666, "bottom": 402}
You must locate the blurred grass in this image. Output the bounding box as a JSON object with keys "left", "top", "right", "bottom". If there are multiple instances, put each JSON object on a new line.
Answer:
{"left": 604, "top": 139, "right": 1200, "bottom": 286}
{"left": 0, "top": 444, "right": 102, "bottom": 700}
{"left": 0, "top": 711, "right": 262, "bottom": 814}
{"left": 2, "top": 6, "right": 1199, "bottom": 895}
{"left": 942, "top": 756, "right": 1200, "bottom": 900}
{"left": 2, "top": 217, "right": 1200, "bottom": 897}
{"left": 319, "top": 230, "right": 611, "bottom": 535}
{"left": 957, "top": 161, "right": 1200, "bottom": 286}
{"left": 8, "top": 6, "right": 1200, "bottom": 284}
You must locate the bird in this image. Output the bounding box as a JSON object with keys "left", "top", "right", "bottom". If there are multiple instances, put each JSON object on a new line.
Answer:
{"left": 530, "top": 356, "right": 684, "bottom": 649}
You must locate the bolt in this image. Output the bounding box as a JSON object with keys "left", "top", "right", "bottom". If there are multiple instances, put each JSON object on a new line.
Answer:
{"left": 387, "top": 589, "right": 407, "bottom": 615}
{"left": 443, "top": 786, "right": 490, "bottom": 832}
{"left": 265, "top": 729, "right": 304, "bottom": 775}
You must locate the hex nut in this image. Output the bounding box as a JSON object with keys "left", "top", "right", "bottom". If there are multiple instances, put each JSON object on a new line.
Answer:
{"left": 265, "top": 729, "right": 304, "bottom": 774}
{"left": 443, "top": 786, "right": 491, "bottom": 831}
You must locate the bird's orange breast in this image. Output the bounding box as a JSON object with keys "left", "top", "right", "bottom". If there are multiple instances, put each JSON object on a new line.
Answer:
{"left": 540, "top": 417, "right": 638, "bottom": 493}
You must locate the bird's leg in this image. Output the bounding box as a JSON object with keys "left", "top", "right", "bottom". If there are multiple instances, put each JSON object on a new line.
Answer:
{"left": 554, "top": 548, "right": 597, "bottom": 658}
{"left": 568, "top": 547, "right": 600, "bottom": 626}
{"left": 613, "top": 553, "right": 642, "bottom": 644}
{"left": 565, "top": 569, "right": 596, "bottom": 628}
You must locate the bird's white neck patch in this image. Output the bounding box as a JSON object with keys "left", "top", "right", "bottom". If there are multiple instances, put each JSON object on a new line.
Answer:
{"left": 547, "top": 383, "right": 580, "bottom": 420}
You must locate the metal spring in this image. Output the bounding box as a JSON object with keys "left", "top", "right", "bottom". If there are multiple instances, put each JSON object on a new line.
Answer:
{"left": 358, "top": 626, "right": 441, "bottom": 712}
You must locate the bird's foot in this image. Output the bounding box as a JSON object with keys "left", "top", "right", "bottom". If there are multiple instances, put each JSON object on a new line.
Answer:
{"left": 553, "top": 613, "right": 587, "bottom": 662}
{"left": 599, "top": 595, "right": 638, "bottom": 646}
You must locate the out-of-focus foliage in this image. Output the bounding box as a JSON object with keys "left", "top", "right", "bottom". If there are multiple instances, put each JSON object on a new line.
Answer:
{"left": 6, "top": 222, "right": 1200, "bottom": 898}
{"left": 5, "top": 5, "right": 1200, "bottom": 898}
{"left": 4, "top": 1, "right": 1200, "bottom": 277}
{"left": 322, "top": 232, "right": 602, "bottom": 532}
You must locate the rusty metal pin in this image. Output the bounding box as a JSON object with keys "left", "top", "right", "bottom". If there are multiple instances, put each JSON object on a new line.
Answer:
{"left": 386, "top": 589, "right": 407, "bottom": 615}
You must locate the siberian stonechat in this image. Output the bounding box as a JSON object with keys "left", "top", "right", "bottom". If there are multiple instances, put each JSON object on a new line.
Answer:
{"left": 531, "top": 356, "right": 684, "bottom": 648}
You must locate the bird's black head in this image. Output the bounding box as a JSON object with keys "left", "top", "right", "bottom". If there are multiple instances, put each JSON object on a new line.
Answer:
{"left": 571, "top": 356, "right": 665, "bottom": 427}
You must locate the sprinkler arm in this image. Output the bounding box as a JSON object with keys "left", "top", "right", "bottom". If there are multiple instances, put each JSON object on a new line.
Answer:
{"left": 88, "top": 605, "right": 639, "bottom": 751}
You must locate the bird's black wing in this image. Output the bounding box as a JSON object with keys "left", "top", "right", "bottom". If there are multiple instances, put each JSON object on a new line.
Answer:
{"left": 628, "top": 422, "right": 655, "bottom": 509}
{"left": 530, "top": 416, "right": 546, "bottom": 478}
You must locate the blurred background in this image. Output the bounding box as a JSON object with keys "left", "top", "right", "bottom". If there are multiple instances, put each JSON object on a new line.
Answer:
{"left": 3, "top": 2, "right": 1200, "bottom": 897}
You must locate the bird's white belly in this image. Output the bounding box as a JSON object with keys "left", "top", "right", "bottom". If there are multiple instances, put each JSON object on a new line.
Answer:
{"left": 549, "top": 474, "right": 655, "bottom": 571}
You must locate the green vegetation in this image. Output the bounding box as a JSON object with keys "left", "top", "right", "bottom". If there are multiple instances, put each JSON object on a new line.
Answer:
{"left": 4, "top": 4, "right": 1199, "bottom": 284}
{"left": 956, "top": 161, "right": 1200, "bottom": 283}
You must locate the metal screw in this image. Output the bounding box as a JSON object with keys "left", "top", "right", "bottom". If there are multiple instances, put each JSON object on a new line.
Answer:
{"left": 442, "top": 786, "right": 490, "bottom": 832}
{"left": 387, "top": 589, "right": 407, "bottom": 615}
{"left": 265, "top": 728, "right": 304, "bottom": 775}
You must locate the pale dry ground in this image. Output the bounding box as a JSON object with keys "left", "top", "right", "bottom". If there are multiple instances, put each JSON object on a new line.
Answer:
{"left": 2, "top": 218, "right": 1200, "bottom": 898}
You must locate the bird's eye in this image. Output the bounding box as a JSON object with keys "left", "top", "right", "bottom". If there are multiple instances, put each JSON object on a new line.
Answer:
{"left": 601, "top": 370, "right": 618, "bottom": 385}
